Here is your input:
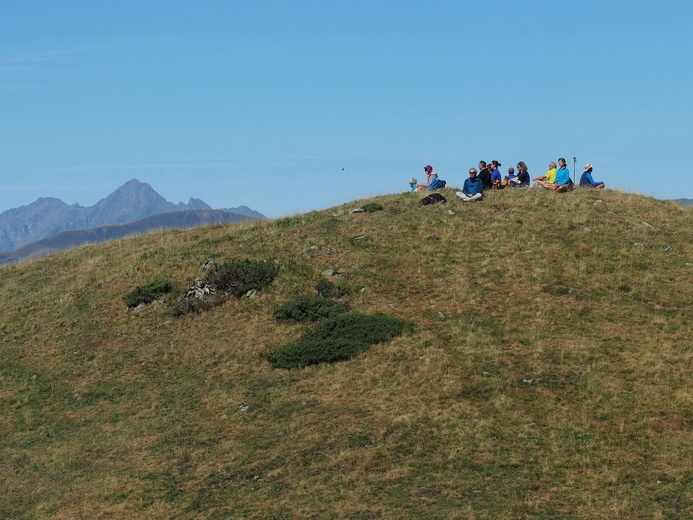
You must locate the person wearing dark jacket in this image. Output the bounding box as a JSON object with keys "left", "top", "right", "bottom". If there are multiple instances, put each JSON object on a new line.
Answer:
{"left": 456, "top": 168, "right": 484, "bottom": 202}
{"left": 477, "top": 161, "right": 491, "bottom": 190}
{"left": 515, "top": 161, "right": 531, "bottom": 186}
{"left": 579, "top": 163, "right": 605, "bottom": 189}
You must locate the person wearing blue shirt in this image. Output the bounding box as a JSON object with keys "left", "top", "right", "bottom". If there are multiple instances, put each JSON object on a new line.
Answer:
{"left": 506, "top": 167, "right": 517, "bottom": 186}
{"left": 554, "top": 157, "right": 573, "bottom": 192}
{"left": 579, "top": 164, "right": 605, "bottom": 189}
{"left": 455, "top": 168, "right": 484, "bottom": 202}
{"left": 489, "top": 160, "right": 502, "bottom": 189}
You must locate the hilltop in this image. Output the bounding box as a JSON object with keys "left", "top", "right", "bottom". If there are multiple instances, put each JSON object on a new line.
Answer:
{"left": 1, "top": 188, "right": 691, "bottom": 519}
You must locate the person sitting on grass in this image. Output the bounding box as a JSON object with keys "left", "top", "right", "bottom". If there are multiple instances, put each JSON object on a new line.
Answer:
{"left": 515, "top": 161, "right": 531, "bottom": 187}
{"left": 489, "top": 160, "right": 502, "bottom": 189}
{"left": 534, "top": 161, "right": 558, "bottom": 189}
{"left": 579, "top": 164, "right": 606, "bottom": 189}
{"left": 477, "top": 161, "right": 492, "bottom": 191}
{"left": 409, "top": 178, "right": 427, "bottom": 191}
{"left": 554, "top": 158, "right": 573, "bottom": 192}
{"left": 455, "top": 168, "right": 484, "bottom": 202}
{"left": 505, "top": 166, "right": 517, "bottom": 187}
{"left": 423, "top": 164, "right": 446, "bottom": 190}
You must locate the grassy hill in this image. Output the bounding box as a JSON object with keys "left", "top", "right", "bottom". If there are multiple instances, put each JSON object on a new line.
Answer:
{"left": 1, "top": 188, "right": 691, "bottom": 519}
{"left": 0, "top": 209, "right": 262, "bottom": 266}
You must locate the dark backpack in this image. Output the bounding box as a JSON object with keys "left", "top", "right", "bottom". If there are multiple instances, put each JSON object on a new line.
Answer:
{"left": 419, "top": 193, "right": 447, "bottom": 205}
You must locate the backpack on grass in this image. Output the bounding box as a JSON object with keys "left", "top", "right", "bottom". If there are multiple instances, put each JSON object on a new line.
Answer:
{"left": 427, "top": 179, "right": 446, "bottom": 190}
{"left": 419, "top": 193, "right": 447, "bottom": 205}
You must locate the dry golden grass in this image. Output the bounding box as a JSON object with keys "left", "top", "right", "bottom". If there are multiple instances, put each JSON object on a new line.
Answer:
{"left": 1, "top": 188, "right": 691, "bottom": 519}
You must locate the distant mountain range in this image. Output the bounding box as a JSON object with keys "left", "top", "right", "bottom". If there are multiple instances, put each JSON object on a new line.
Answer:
{"left": 0, "top": 179, "right": 265, "bottom": 262}
{"left": 672, "top": 198, "right": 693, "bottom": 206}
{"left": 0, "top": 209, "right": 261, "bottom": 265}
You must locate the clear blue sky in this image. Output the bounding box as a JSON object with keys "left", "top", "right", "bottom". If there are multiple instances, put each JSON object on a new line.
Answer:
{"left": 2, "top": 1, "right": 692, "bottom": 218}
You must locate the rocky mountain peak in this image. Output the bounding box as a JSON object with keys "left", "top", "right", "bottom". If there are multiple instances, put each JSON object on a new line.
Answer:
{"left": 0, "top": 179, "right": 264, "bottom": 253}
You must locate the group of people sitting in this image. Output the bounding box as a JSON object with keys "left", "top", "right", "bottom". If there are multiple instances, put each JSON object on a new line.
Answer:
{"left": 532, "top": 158, "right": 574, "bottom": 193}
{"left": 410, "top": 160, "right": 605, "bottom": 202}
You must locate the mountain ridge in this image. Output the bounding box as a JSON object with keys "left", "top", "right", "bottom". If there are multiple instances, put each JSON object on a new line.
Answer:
{"left": 0, "top": 209, "right": 260, "bottom": 265}
{"left": 0, "top": 179, "right": 265, "bottom": 252}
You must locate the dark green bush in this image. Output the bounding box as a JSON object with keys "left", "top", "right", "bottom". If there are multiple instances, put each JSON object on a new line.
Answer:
{"left": 207, "top": 259, "right": 278, "bottom": 297}
{"left": 303, "top": 313, "right": 411, "bottom": 345}
{"left": 266, "top": 338, "right": 366, "bottom": 369}
{"left": 315, "top": 278, "right": 350, "bottom": 298}
{"left": 124, "top": 279, "right": 173, "bottom": 308}
{"left": 267, "top": 313, "right": 412, "bottom": 369}
{"left": 273, "top": 295, "right": 346, "bottom": 322}
{"left": 362, "top": 203, "right": 383, "bottom": 213}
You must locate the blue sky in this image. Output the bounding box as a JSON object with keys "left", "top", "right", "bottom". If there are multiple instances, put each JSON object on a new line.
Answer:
{"left": 2, "top": 1, "right": 692, "bottom": 218}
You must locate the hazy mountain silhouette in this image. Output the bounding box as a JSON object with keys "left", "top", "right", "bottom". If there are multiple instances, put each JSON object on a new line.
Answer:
{"left": 0, "top": 179, "right": 265, "bottom": 253}
{"left": 0, "top": 209, "right": 261, "bottom": 265}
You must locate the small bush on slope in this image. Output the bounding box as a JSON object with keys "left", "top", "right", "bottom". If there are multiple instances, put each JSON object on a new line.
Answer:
{"left": 123, "top": 279, "right": 173, "bottom": 308}
{"left": 273, "top": 295, "right": 346, "bottom": 323}
{"left": 315, "top": 277, "right": 351, "bottom": 298}
{"left": 362, "top": 202, "right": 384, "bottom": 213}
{"left": 267, "top": 313, "right": 413, "bottom": 369}
{"left": 206, "top": 258, "right": 278, "bottom": 297}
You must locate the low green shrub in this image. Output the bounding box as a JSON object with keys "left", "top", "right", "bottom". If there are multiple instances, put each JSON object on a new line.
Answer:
{"left": 273, "top": 295, "right": 346, "bottom": 322}
{"left": 207, "top": 259, "right": 278, "bottom": 297}
{"left": 267, "top": 313, "right": 412, "bottom": 369}
{"left": 266, "top": 338, "right": 366, "bottom": 369}
{"left": 315, "top": 277, "right": 350, "bottom": 298}
{"left": 362, "top": 203, "right": 384, "bottom": 213}
{"left": 123, "top": 279, "right": 173, "bottom": 308}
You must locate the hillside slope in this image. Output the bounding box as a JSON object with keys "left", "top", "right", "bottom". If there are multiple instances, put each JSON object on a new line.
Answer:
{"left": 1, "top": 188, "right": 691, "bottom": 519}
{"left": 0, "top": 209, "right": 262, "bottom": 265}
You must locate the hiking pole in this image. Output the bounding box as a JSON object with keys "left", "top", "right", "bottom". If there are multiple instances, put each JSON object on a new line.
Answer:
{"left": 573, "top": 157, "right": 577, "bottom": 183}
